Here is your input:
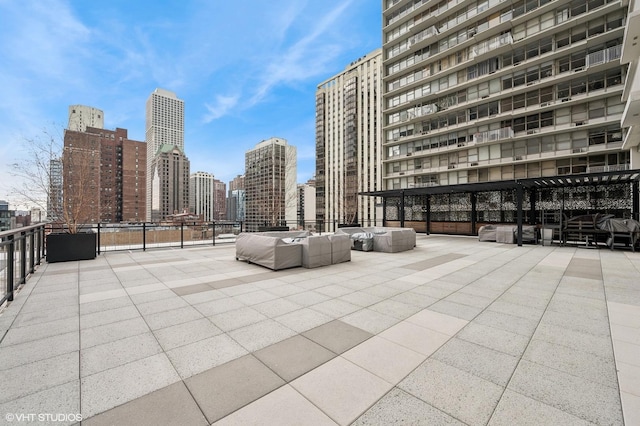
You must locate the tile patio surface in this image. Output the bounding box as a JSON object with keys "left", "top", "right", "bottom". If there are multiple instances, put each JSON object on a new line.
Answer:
{"left": 0, "top": 234, "right": 639, "bottom": 425}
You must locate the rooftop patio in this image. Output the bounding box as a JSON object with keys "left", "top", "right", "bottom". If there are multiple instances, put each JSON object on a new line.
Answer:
{"left": 0, "top": 235, "right": 638, "bottom": 425}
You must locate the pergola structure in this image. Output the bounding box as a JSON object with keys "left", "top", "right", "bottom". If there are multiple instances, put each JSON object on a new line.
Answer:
{"left": 361, "top": 169, "right": 640, "bottom": 246}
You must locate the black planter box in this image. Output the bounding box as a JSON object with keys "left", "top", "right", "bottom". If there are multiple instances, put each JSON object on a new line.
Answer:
{"left": 46, "top": 232, "right": 97, "bottom": 263}
{"left": 338, "top": 223, "right": 361, "bottom": 228}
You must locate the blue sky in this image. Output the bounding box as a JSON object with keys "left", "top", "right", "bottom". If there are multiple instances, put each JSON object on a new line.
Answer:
{"left": 0, "top": 0, "right": 381, "bottom": 207}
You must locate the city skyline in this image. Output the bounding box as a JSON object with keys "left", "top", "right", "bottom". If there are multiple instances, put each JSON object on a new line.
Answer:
{"left": 0, "top": 1, "right": 382, "bottom": 208}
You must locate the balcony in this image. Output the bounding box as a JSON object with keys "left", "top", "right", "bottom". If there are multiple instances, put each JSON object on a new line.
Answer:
{"left": 1, "top": 228, "right": 638, "bottom": 424}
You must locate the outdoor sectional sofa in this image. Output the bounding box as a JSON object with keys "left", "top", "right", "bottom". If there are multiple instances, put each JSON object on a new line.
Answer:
{"left": 235, "top": 231, "right": 351, "bottom": 270}
{"left": 335, "top": 227, "right": 416, "bottom": 253}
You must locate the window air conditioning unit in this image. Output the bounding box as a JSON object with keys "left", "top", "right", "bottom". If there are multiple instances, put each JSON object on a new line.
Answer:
{"left": 540, "top": 102, "right": 549, "bottom": 107}
{"left": 574, "top": 67, "right": 584, "bottom": 72}
{"left": 561, "top": 97, "right": 571, "bottom": 102}
{"left": 574, "top": 121, "right": 585, "bottom": 126}
{"left": 470, "top": 162, "right": 479, "bottom": 166}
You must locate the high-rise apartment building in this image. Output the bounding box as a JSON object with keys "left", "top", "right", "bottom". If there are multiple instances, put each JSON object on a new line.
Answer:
{"left": 68, "top": 105, "right": 104, "bottom": 132}
{"left": 150, "top": 145, "right": 190, "bottom": 222}
{"left": 145, "top": 89, "right": 185, "bottom": 221}
{"left": 245, "top": 138, "right": 297, "bottom": 231}
{"left": 316, "top": 49, "right": 383, "bottom": 230}
{"left": 48, "top": 158, "right": 63, "bottom": 221}
{"left": 297, "top": 182, "right": 316, "bottom": 230}
{"left": 226, "top": 190, "right": 246, "bottom": 222}
{"left": 228, "top": 175, "right": 245, "bottom": 192}
{"left": 227, "top": 175, "right": 245, "bottom": 222}
{"left": 382, "top": 0, "right": 629, "bottom": 191}
{"left": 189, "top": 171, "right": 215, "bottom": 222}
{"left": 621, "top": 0, "right": 640, "bottom": 169}
{"left": 63, "top": 127, "right": 146, "bottom": 223}
{"left": 213, "top": 179, "right": 226, "bottom": 220}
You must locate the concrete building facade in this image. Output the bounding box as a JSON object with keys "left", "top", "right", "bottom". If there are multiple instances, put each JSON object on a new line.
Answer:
{"left": 189, "top": 171, "right": 215, "bottom": 222}
{"left": 316, "top": 49, "right": 383, "bottom": 230}
{"left": 150, "top": 145, "right": 190, "bottom": 222}
{"left": 297, "top": 182, "right": 316, "bottom": 230}
{"left": 382, "top": 0, "right": 629, "bottom": 192}
{"left": 226, "top": 175, "right": 246, "bottom": 222}
{"left": 145, "top": 89, "right": 185, "bottom": 221}
{"left": 68, "top": 105, "right": 104, "bottom": 132}
{"left": 213, "top": 179, "right": 227, "bottom": 220}
{"left": 245, "top": 138, "right": 297, "bottom": 231}
{"left": 621, "top": 0, "right": 640, "bottom": 168}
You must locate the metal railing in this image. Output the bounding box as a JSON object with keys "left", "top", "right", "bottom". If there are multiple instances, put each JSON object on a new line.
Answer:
{"left": 1, "top": 219, "right": 386, "bottom": 304}
{"left": 0, "top": 224, "right": 47, "bottom": 306}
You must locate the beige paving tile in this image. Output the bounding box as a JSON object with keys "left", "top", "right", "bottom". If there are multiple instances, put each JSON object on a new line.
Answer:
{"left": 81, "top": 332, "right": 163, "bottom": 377}
{"left": 153, "top": 317, "right": 222, "bottom": 351}
{"left": 379, "top": 320, "right": 450, "bottom": 356}
{"left": 621, "top": 391, "right": 640, "bottom": 426}
{"left": 254, "top": 335, "right": 335, "bottom": 381}
{"left": 509, "top": 359, "right": 623, "bottom": 425}
{"left": 228, "top": 319, "right": 297, "bottom": 352}
{"left": 214, "top": 384, "right": 337, "bottom": 426}
{"left": 353, "top": 388, "right": 464, "bottom": 425}
{"left": 303, "top": 320, "right": 372, "bottom": 354}
{"left": 125, "top": 282, "right": 168, "bottom": 295}
{"left": 81, "top": 353, "right": 181, "bottom": 419}
{"left": 185, "top": 354, "right": 285, "bottom": 424}
{"left": 0, "top": 352, "right": 79, "bottom": 404}
{"left": 166, "top": 334, "right": 248, "bottom": 378}
{"left": 617, "top": 361, "right": 640, "bottom": 397}
{"left": 342, "top": 335, "right": 424, "bottom": 384}
{"left": 406, "top": 309, "right": 469, "bottom": 336}
{"left": 612, "top": 339, "right": 640, "bottom": 367}
{"left": 79, "top": 288, "right": 127, "bottom": 304}
{"left": 274, "top": 308, "right": 333, "bottom": 333}
{"left": 291, "top": 356, "right": 393, "bottom": 425}
{"left": 83, "top": 381, "right": 207, "bottom": 426}
{"left": 0, "top": 380, "right": 80, "bottom": 423}
{"left": 488, "top": 389, "right": 593, "bottom": 426}
{"left": 81, "top": 317, "right": 150, "bottom": 349}
{"left": 399, "top": 358, "right": 504, "bottom": 426}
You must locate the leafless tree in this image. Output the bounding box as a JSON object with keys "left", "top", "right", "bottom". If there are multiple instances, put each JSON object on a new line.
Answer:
{"left": 10, "top": 126, "right": 101, "bottom": 233}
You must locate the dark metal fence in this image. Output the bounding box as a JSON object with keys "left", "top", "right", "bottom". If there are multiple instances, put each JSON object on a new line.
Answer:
{"left": 0, "top": 224, "right": 46, "bottom": 306}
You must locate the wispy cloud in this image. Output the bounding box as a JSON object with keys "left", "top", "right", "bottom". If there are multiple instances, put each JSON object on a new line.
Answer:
{"left": 203, "top": 94, "right": 241, "bottom": 123}
{"left": 201, "top": 0, "right": 355, "bottom": 121}
{"left": 248, "top": 1, "right": 354, "bottom": 106}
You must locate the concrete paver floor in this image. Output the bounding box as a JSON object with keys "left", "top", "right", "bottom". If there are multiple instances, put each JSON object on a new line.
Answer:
{"left": 0, "top": 235, "right": 638, "bottom": 425}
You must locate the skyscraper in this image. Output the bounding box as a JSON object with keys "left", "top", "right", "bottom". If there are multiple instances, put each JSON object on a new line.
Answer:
{"left": 226, "top": 175, "right": 245, "bottom": 222}
{"left": 245, "top": 138, "right": 297, "bottom": 231}
{"left": 189, "top": 171, "right": 215, "bottom": 222}
{"left": 621, "top": 0, "right": 640, "bottom": 169}
{"left": 150, "top": 145, "right": 190, "bottom": 222}
{"left": 381, "top": 0, "right": 628, "bottom": 191}
{"left": 145, "top": 89, "right": 185, "bottom": 221}
{"left": 213, "top": 179, "right": 227, "bottom": 220}
{"left": 68, "top": 105, "right": 104, "bottom": 132}
{"left": 297, "top": 181, "right": 316, "bottom": 231}
{"left": 316, "top": 49, "right": 383, "bottom": 231}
